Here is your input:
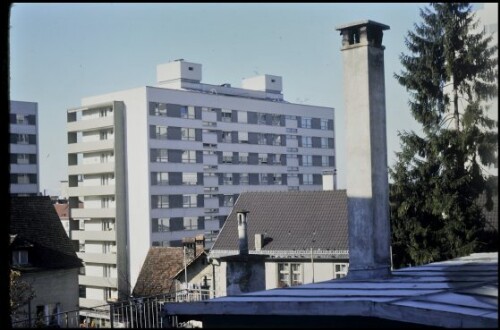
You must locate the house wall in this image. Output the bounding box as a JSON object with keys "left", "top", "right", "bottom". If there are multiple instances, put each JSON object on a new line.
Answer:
{"left": 214, "top": 259, "right": 349, "bottom": 296}
{"left": 16, "top": 268, "right": 80, "bottom": 328}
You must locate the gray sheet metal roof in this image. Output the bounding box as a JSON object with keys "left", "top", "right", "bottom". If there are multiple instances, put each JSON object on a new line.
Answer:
{"left": 210, "top": 190, "right": 348, "bottom": 254}
{"left": 165, "top": 252, "right": 498, "bottom": 328}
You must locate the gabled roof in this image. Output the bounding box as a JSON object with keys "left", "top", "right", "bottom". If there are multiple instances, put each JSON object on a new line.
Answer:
{"left": 53, "top": 203, "right": 69, "bottom": 219}
{"left": 210, "top": 190, "right": 348, "bottom": 255}
{"left": 9, "top": 196, "right": 82, "bottom": 270}
{"left": 133, "top": 245, "right": 205, "bottom": 297}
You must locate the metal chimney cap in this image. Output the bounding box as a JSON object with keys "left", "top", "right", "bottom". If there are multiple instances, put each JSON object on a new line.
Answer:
{"left": 335, "top": 20, "right": 390, "bottom": 31}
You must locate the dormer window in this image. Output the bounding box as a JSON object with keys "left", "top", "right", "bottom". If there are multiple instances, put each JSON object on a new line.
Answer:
{"left": 12, "top": 250, "right": 28, "bottom": 266}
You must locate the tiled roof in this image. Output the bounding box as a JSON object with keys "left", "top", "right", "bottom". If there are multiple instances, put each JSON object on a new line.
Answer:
{"left": 211, "top": 190, "right": 348, "bottom": 253}
{"left": 133, "top": 245, "right": 205, "bottom": 297}
{"left": 9, "top": 196, "right": 82, "bottom": 270}
{"left": 54, "top": 203, "right": 69, "bottom": 219}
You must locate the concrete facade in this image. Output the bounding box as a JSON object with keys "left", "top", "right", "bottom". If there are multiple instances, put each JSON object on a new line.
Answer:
{"left": 67, "top": 60, "right": 336, "bottom": 307}
{"left": 10, "top": 100, "right": 39, "bottom": 196}
{"left": 336, "top": 21, "right": 391, "bottom": 279}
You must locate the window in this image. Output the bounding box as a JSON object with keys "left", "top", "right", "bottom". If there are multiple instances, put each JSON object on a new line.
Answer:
{"left": 238, "top": 131, "right": 248, "bottom": 143}
{"left": 154, "top": 126, "right": 168, "bottom": 140}
{"left": 182, "top": 172, "right": 197, "bottom": 185}
{"left": 321, "top": 137, "right": 329, "bottom": 149}
{"left": 271, "top": 114, "right": 281, "bottom": 126}
{"left": 272, "top": 174, "right": 282, "bottom": 185}
{"left": 322, "top": 156, "right": 329, "bottom": 167}
{"left": 221, "top": 109, "right": 232, "bottom": 122}
{"left": 184, "top": 217, "right": 198, "bottom": 230}
{"left": 152, "top": 149, "right": 168, "bottom": 163}
{"left": 321, "top": 119, "right": 329, "bottom": 130}
{"left": 257, "top": 134, "right": 267, "bottom": 145}
{"left": 12, "top": 250, "right": 28, "bottom": 265}
{"left": 103, "top": 265, "right": 112, "bottom": 277}
{"left": 183, "top": 194, "right": 197, "bottom": 208}
{"left": 238, "top": 111, "right": 247, "bottom": 123}
{"left": 17, "top": 174, "right": 30, "bottom": 184}
{"left": 103, "top": 242, "right": 113, "bottom": 254}
{"left": 17, "top": 134, "right": 29, "bottom": 144}
{"left": 286, "top": 115, "right": 297, "bottom": 120}
{"left": 239, "top": 152, "right": 248, "bottom": 164}
{"left": 101, "top": 174, "right": 114, "bottom": 186}
{"left": 301, "top": 117, "right": 312, "bottom": 128}
{"left": 152, "top": 195, "right": 169, "bottom": 208}
{"left": 152, "top": 218, "right": 170, "bottom": 232}
{"left": 223, "top": 173, "right": 233, "bottom": 185}
{"left": 258, "top": 113, "right": 267, "bottom": 125}
{"left": 222, "top": 151, "right": 233, "bottom": 164}
{"left": 150, "top": 102, "right": 167, "bottom": 116}
{"left": 182, "top": 150, "right": 196, "bottom": 163}
{"left": 16, "top": 114, "right": 27, "bottom": 124}
{"left": 16, "top": 154, "right": 29, "bottom": 164}
{"left": 303, "top": 174, "right": 313, "bottom": 185}
{"left": 302, "top": 136, "right": 312, "bottom": 148}
{"left": 278, "top": 262, "right": 302, "bottom": 287}
{"left": 303, "top": 155, "right": 313, "bottom": 166}
{"left": 153, "top": 172, "right": 169, "bottom": 185}
{"left": 99, "top": 107, "right": 113, "bottom": 117}
{"left": 240, "top": 173, "right": 249, "bottom": 185}
{"left": 100, "top": 152, "right": 114, "bottom": 163}
{"left": 272, "top": 135, "right": 281, "bottom": 146}
{"left": 181, "top": 128, "right": 196, "bottom": 141}
{"left": 102, "top": 219, "right": 113, "bottom": 231}
{"left": 334, "top": 263, "right": 349, "bottom": 279}
{"left": 258, "top": 153, "right": 268, "bottom": 164}
{"left": 221, "top": 131, "right": 232, "bottom": 143}
{"left": 181, "top": 106, "right": 195, "bottom": 119}
{"left": 223, "top": 195, "right": 234, "bottom": 207}
{"left": 260, "top": 173, "right": 268, "bottom": 184}
{"left": 271, "top": 154, "right": 282, "bottom": 165}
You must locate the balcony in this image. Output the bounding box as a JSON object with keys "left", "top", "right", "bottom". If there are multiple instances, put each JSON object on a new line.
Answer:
{"left": 68, "top": 162, "right": 115, "bottom": 175}
{"left": 76, "top": 252, "right": 117, "bottom": 264}
{"left": 67, "top": 139, "right": 114, "bottom": 154}
{"left": 201, "top": 111, "right": 217, "bottom": 122}
{"left": 202, "top": 131, "right": 218, "bottom": 144}
{"left": 67, "top": 116, "right": 114, "bottom": 132}
{"left": 71, "top": 230, "right": 116, "bottom": 241}
{"left": 67, "top": 185, "right": 115, "bottom": 197}
{"left": 79, "top": 298, "right": 108, "bottom": 309}
{"left": 10, "top": 183, "right": 38, "bottom": 195}
{"left": 71, "top": 208, "right": 116, "bottom": 219}
{"left": 78, "top": 275, "right": 118, "bottom": 288}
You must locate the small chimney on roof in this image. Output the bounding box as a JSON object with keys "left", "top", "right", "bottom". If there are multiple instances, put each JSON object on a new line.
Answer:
{"left": 336, "top": 20, "right": 391, "bottom": 280}
{"left": 255, "top": 234, "right": 264, "bottom": 251}
{"left": 237, "top": 210, "right": 249, "bottom": 255}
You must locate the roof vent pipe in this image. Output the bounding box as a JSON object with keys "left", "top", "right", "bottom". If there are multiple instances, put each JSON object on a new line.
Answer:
{"left": 237, "top": 210, "right": 249, "bottom": 255}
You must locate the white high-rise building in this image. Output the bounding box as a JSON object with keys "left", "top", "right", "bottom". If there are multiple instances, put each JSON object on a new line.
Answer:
{"left": 67, "top": 60, "right": 336, "bottom": 307}
{"left": 10, "top": 100, "right": 39, "bottom": 196}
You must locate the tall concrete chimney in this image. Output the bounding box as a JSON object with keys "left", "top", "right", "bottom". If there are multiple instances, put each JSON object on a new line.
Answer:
{"left": 237, "top": 210, "right": 249, "bottom": 255}
{"left": 336, "top": 20, "right": 391, "bottom": 279}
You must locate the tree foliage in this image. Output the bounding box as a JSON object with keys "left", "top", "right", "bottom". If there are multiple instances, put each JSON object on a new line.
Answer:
{"left": 390, "top": 3, "right": 498, "bottom": 268}
{"left": 10, "top": 270, "right": 36, "bottom": 320}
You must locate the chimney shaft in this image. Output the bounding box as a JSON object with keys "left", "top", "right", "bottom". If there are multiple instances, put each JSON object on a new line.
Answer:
{"left": 255, "top": 233, "right": 264, "bottom": 251}
{"left": 336, "top": 20, "right": 391, "bottom": 279}
{"left": 237, "top": 210, "right": 249, "bottom": 255}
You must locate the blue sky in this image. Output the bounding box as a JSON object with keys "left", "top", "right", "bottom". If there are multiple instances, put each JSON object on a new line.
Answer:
{"left": 9, "top": 3, "right": 480, "bottom": 194}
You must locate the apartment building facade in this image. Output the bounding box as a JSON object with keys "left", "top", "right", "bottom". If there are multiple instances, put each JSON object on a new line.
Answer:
{"left": 10, "top": 100, "right": 39, "bottom": 196}
{"left": 67, "top": 60, "right": 336, "bottom": 307}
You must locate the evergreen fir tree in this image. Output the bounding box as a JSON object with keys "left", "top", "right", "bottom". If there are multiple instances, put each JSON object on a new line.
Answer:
{"left": 390, "top": 3, "right": 498, "bottom": 268}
